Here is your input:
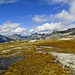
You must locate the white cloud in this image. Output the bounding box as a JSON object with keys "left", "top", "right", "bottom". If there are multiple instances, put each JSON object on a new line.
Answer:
{"left": 40, "top": 0, "right": 70, "bottom": 5}
{"left": 69, "top": 0, "right": 75, "bottom": 14}
{"left": 32, "top": 15, "right": 48, "bottom": 23}
{"left": 55, "top": 10, "right": 75, "bottom": 23}
{"left": 32, "top": 15, "right": 53, "bottom": 23}
{"left": 0, "top": 0, "right": 19, "bottom": 4}
{"left": 12, "top": 27, "right": 27, "bottom": 35}
{"left": 51, "top": 0, "right": 70, "bottom": 4}
{"left": 30, "top": 22, "right": 64, "bottom": 33}
{"left": 0, "top": 22, "right": 19, "bottom": 33}
{"left": 0, "top": 22, "right": 27, "bottom": 35}
{"left": 13, "top": 27, "right": 26, "bottom": 33}
{"left": 54, "top": 0, "right": 75, "bottom": 24}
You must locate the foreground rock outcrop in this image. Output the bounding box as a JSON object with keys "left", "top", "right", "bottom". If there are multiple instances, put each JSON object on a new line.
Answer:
{"left": 50, "top": 52, "right": 75, "bottom": 74}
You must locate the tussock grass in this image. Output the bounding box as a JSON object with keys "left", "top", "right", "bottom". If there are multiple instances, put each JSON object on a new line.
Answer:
{"left": 34, "top": 40, "right": 75, "bottom": 54}
{"left": 0, "top": 39, "right": 74, "bottom": 75}
{"left": 4, "top": 53, "right": 71, "bottom": 75}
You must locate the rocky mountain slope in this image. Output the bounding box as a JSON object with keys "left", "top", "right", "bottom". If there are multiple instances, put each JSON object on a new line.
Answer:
{"left": 6, "top": 33, "right": 28, "bottom": 41}
{"left": 0, "top": 35, "right": 12, "bottom": 43}
{"left": 28, "top": 27, "right": 75, "bottom": 40}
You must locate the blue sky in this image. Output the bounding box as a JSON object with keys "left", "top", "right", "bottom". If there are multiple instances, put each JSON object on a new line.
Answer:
{"left": 0, "top": 0, "right": 75, "bottom": 35}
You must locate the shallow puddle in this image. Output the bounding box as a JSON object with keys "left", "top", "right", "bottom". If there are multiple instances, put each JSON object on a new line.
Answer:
{"left": 0, "top": 57, "right": 23, "bottom": 74}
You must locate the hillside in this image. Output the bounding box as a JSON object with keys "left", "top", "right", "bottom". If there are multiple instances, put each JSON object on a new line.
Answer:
{"left": 0, "top": 35, "right": 12, "bottom": 43}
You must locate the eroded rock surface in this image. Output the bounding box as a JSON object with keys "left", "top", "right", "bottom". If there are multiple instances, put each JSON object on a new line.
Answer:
{"left": 50, "top": 52, "right": 75, "bottom": 74}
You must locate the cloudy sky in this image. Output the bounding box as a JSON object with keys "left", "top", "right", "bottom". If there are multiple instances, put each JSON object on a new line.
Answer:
{"left": 0, "top": 0, "right": 75, "bottom": 35}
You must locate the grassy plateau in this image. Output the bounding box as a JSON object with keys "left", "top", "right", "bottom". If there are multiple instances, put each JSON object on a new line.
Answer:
{"left": 0, "top": 39, "right": 75, "bottom": 75}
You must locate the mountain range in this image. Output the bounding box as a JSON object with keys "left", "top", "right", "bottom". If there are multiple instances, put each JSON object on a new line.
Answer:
{"left": 0, "top": 27, "right": 75, "bottom": 43}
